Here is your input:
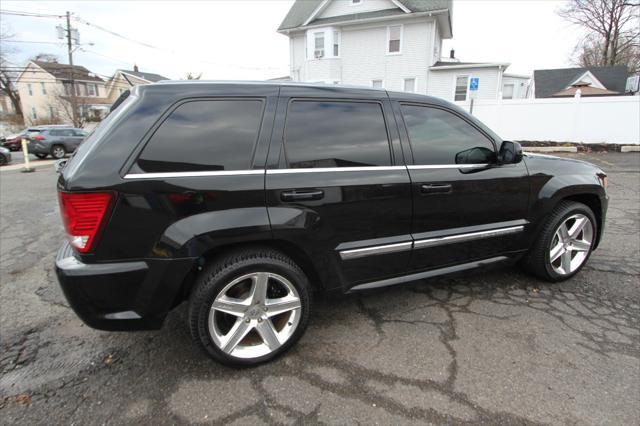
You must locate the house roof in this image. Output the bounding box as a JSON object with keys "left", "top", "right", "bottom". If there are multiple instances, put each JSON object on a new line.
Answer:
{"left": 533, "top": 66, "right": 628, "bottom": 98}
{"left": 430, "top": 61, "right": 510, "bottom": 70}
{"left": 117, "top": 69, "right": 169, "bottom": 83}
{"left": 278, "top": 0, "right": 452, "bottom": 31}
{"left": 32, "top": 60, "right": 103, "bottom": 82}
{"left": 552, "top": 86, "right": 619, "bottom": 97}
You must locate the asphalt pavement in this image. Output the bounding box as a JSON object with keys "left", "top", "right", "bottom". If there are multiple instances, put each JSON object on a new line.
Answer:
{"left": 0, "top": 152, "right": 638, "bottom": 425}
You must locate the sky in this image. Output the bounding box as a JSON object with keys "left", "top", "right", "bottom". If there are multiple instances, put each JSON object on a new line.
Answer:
{"left": 0, "top": 0, "right": 583, "bottom": 80}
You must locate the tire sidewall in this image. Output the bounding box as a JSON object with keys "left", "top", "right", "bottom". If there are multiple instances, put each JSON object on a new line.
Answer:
{"left": 51, "top": 146, "right": 65, "bottom": 159}
{"left": 192, "top": 256, "right": 311, "bottom": 366}
{"left": 542, "top": 204, "right": 597, "bottom": 281}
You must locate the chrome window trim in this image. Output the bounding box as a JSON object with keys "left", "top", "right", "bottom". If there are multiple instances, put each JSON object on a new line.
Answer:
{"left": 124, "top": 170, "right": 265, "bottom": 179}
{"left": 339, "top": 241, "right": 412, "bottom": 260}
{"left": 407, "top": 164, "right": 488, "bottom": 170}
{"left": 268, "top": 166, "right": 406, "bottom": 174}
{"left": 413, "top": 225, "right": 524, "bottom": 249}
{"left": 124, "top": 164, "right": 491, "bottom": 179}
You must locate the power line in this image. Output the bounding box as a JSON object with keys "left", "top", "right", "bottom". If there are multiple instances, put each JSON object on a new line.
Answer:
{"left": 1, "top": 40, "right": 64, "bottom": 45}
{"left": 0, "top": 9, "right": 64, "bottom": 18}
{"left": 74, "top": 16, "right": 166, "bottom": 51}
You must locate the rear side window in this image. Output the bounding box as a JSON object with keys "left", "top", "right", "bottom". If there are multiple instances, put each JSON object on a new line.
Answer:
{"left": 284, "top": 100, "right": 391, "bottom": 168}
{"left": 137, "top": 99, "right": 264, "bottom": 173}
{"left": 401, "top": 105, "right": 495, "bottom": 165}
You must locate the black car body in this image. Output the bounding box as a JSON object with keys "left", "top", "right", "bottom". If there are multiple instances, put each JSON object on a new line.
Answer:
{"left": 55, "top": 82, "right": 608, "bottom": 365}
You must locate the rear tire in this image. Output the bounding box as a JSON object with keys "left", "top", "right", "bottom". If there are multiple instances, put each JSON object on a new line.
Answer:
{"left": 188, "top": 247, "right": 312, "bottom": 366}
{"left": 522, "top": 201, "right": 597, "bottom": 282}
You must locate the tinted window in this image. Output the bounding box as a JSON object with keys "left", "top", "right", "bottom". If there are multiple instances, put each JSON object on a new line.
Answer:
{"left": 401, "top": 105, "right": 495, "bottom": 165}
{"left": 137, "top": 100, "right": 264, "bottom": 172}
{"left": 284, "top": 101, "right": 391, "bottom": 168}
{"left": 50, "top": 130, "right": 63, "bottom": 136}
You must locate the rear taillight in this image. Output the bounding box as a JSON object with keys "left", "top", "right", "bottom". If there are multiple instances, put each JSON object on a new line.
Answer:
{"left": 58, "top": 192, "right": 115, "bottom": 253}
{"left": 33, "top": 135, "right": 45, "bottom": 141}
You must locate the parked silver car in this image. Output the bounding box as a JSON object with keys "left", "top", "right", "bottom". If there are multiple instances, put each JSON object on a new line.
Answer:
{"left": 27, "top": 127, "right": 88, "bottom": 159}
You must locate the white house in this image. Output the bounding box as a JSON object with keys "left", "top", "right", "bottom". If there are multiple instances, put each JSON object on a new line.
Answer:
{"left": 278, "top": 0, "right": 530, "bottom": 101}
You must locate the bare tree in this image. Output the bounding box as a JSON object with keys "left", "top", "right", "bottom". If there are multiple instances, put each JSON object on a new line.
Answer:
{"left": 0, "top": 28, "right": 24, "bottom": 119}
{"left": 185, "top": 72, "right": 202, "bottom": 80}
{"left": 48, "top": 85, "right": 89, "bottom": 127}
{"left": 32, "top": 53, "right": 60, "bottom": 63}
{"left": 559, "top": 0, "right": 640, "bottom": 73}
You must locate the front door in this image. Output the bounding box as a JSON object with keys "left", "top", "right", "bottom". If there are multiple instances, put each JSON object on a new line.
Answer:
{"left": 266, "top": 89, "right": 412, "bottom": 289}
{"left": 396, "top": 102, "right": 530, "bottom": 270}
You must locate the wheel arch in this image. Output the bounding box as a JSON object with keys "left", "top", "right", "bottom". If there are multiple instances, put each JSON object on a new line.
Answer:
{"left": 560, "top": 193, "right": 604, "bottom": 248}
{"left": 173, "top": 239, "right": 326, "bottom": 307}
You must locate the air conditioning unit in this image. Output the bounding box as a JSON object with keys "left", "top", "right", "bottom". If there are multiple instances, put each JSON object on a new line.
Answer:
{"left": 314, "top": 49, "right": 325, "bottom": 59}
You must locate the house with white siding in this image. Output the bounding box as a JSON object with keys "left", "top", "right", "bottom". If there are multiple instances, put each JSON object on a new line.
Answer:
{"left": 278, "top": 0, "right": 530, "bottom": 101}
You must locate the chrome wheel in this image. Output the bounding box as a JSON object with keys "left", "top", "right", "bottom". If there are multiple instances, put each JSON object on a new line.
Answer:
{"left": 549, "top": 213, "right": 594, "bottom": 275}
{"left": 208, "top": 272, "right": 302, "bottom": 359}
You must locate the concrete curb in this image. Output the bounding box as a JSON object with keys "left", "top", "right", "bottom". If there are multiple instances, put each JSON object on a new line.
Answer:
{"left": 0, "top": 160, "right": 55, "bottom": 173}
{"left": 522, "top": 146, "right": 578, "bottom": 153}
{"left": 621, "top": 146, "right": 640, "bottom": 153}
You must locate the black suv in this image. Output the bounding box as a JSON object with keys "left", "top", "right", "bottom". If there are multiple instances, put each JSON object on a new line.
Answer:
{"left": 55, "top": 82, "right": 608, "bottom": 365}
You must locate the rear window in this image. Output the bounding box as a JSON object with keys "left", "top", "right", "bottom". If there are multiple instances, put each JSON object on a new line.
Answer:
{"left": 284, "top": 100, "right": 391, "bottom": 168}
{"left": 137, "top": 99, "right": 264, "bottom": 173}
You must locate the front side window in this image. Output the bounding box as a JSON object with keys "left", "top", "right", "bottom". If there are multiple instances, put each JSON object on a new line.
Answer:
{"left": 137, "top": 99, "right": 264, "bottom": 173}
{"left": 284, "top": 101, "right": 391, "bottom": 168}
{"left": 388, "top": 25, "right": 401, "bottom": 53}
{"left": 401, "top": 105, "right": 495, "bottom": 165}
{"left": 454, "top": 76, "right": 468, "bottom": 101}
{"left": 404, "top": 78, "right": 416, "bottom": 93}
{"left": 314, "top": 32, "right": 325, "bottom": 58}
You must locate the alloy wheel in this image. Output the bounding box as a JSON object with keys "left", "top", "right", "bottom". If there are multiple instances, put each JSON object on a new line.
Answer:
{"left": 207, "top": 272, "right": 302, "bottom": 359}
{"left": 52, "top": 146, "right": 65, "bottom": 159}
{"left": 549, "top": 213, "right": 594, "bottom": 275}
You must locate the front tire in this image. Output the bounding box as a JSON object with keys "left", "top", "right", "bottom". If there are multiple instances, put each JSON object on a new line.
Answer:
{"left": 523, "top": 201, "right": 597, "bottom": 282}
{"left": 188, "top": 247, "right": 312, "bottom": 366}
{"left": 51, "top": 145, "right": 66, "bottom": 159}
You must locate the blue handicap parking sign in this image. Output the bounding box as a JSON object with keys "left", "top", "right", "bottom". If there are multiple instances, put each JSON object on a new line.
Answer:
{"left": 470, "top": 77, "right": 479, "bottom": 91}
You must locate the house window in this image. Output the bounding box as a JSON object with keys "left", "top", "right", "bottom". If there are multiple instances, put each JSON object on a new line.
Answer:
{"left": 454, "top": 76, "right": 469, "bottom": 101}
{"left": 333, "top": 31, "right": 340, "bottom": 57}
{"left": 31, "top": 107, "right": 37, "bottom": 120}
{"left": 87, "top": 83, "right": 97, "bottom": 97}
{"left": 40, "top": 82, "right": 46, "bottom": 95}
{"left": 352, "top": 0, "right": 362, "bottom": 4}
{"left": 76, "top": 83, "right": 87, "bottom": 97}
{"left": 387, "top": 25, "right": 402, "bottom": 54}
{"left": 502, "top": 83, "right": 515, "bottom": 99}
{"left": 49, "top": 106, "right": 55, "bottom": 118}
{"left": 314, "top": 32, "right": 325, "bottom": 58}
{"left": 27, "top": 84, "right": 33, "bottom": 96}
{"left": 404, "top": 78, "right": 416, "bottom": 93}
{"left": 372, "top": 80, "right": 383, "bottom": 89}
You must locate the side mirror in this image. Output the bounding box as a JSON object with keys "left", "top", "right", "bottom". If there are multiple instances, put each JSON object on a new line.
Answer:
{"left": 498, "top": 141, "right": 523, "bottom": 164}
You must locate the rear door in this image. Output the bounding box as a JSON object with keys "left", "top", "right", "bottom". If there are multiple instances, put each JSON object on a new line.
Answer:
{"left": 396, "top": 102, "right": 530, "bottom": 270}
{"left": 266, "top": 87, "right": 412, "bottom": 289}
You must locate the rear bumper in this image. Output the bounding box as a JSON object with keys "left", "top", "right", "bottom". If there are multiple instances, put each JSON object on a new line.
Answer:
{"left": 55, "top": 241, "right": 196, "bottom": 331}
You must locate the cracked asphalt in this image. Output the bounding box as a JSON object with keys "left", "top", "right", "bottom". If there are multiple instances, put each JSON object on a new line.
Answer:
{"left": 1, "top": 152, "right": 638, "bottom": 425}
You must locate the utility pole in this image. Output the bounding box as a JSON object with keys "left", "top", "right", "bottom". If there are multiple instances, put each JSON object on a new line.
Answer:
{"left": 66, "top": 11, "right": 78, "bottom": 127}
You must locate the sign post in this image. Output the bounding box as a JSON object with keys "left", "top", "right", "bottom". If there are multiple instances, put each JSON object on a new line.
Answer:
{"left": 469, "top": 77, "right": 479, "bottom": 115}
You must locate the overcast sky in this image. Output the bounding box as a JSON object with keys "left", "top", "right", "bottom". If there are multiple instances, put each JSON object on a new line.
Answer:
{"left": 1, "top": 0, "right": 582, "bottom": 80}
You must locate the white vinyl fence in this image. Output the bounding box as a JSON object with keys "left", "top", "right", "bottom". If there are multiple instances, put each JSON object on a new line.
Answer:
{"left": 455, "top": 95, "right": 640, "bottom": 144}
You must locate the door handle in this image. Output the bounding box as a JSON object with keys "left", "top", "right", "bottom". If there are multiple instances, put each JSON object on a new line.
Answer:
{"left": 420, "top": 183, "right": 452, "bottom": 194}
{"left": 280, "top": 190, "right": 325, "bottom": 202}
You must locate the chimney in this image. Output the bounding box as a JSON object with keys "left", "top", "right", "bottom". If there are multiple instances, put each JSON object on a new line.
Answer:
{"left": 450, "top": 49, "right": 455, "bottom": 59}
{"left": 133, "top": 64, "right": 139, "bottom": 72}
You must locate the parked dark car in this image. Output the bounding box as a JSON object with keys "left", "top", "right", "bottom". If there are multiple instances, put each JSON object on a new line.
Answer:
{"left": 0, "top": 146, "right": 11, "bottom": 165}
{"left": 55, "top": 82, "right": 608, "bottom": 366}
{"left": 28, "top": 127, "right": 88, "bottom": 159}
